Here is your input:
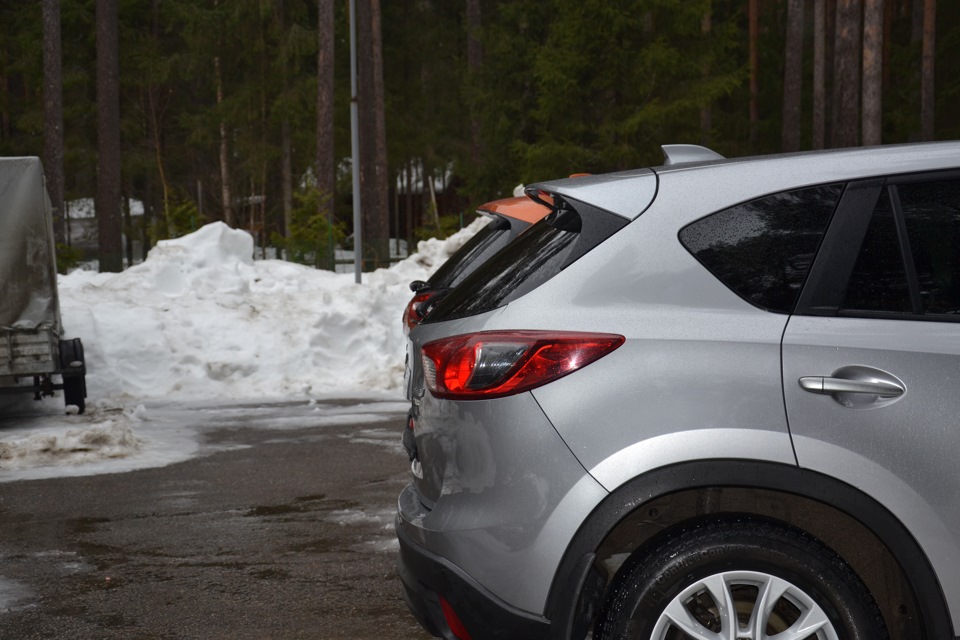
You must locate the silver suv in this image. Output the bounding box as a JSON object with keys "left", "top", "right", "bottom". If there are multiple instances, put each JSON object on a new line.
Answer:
{"left": 396, "top": 142, "right": 960, "bottom": 640}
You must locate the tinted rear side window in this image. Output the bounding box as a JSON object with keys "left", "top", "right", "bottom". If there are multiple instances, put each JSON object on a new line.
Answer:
{"left": 838, "top": 177, "right": 960, "bottom": 319}
{"left": 680, "top": 184, "right": 843, "bottom": 313}
{"left": 901, "top": 179, "right": 960, "bottom": 316}
{"left": 425, "top": 198, "right": 627, "bottom": 323}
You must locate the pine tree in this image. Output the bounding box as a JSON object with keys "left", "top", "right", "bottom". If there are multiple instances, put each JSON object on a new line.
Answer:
{"left": 782, "top": 0, "right": 804, "bottom": 151}
{"left": 42, "top": 0, "right": 65, "bottom": 247}
{"left": 833, "top": 0, "right": 862, "bottom": 148}
{"left": 921, "top": 0, "right": 936, "bottom": 140}
{"left": 862, "top": 0, "right": 883, "bottom": 145}
{"left": 96, "top": 0, "right": 123, "bottom": 272}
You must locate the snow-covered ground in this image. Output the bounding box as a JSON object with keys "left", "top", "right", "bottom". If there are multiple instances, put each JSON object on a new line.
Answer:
{"left": 0, "top": 219, "right": 486, "bottom": 483}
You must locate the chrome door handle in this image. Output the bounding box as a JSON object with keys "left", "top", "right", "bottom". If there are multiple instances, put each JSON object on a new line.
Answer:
{"left": 799, "top": 376, "right": 904, "bottom": 397}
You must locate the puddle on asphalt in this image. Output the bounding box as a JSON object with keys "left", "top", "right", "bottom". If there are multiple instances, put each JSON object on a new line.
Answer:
{"left": 350, "top": 538, "right": 400, "bottom": 553}
{"left": 0, "top": 576, "right": 35, "bottom": 612}
{"left": 324, "top": 508, "right": 394, "bottom": 528}
{"left": 68, "top": 516, "right": 111, "bottom": 534}
{"left": 31, "top": 550, "right": 96, "bottom": 576}
{"left": 245, "top": 496, "right": 359, "bottom": 518}
{"left": 344, "top": 428, "right": 405, "bottom": 454}
{"left": 286, "top": 537, "right": 339, "bottom": 554}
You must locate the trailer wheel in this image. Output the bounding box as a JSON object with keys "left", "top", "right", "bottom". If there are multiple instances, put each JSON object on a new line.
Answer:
{"left": 59, "top": 338, "right": 87, "bottom": 414}
{"left": 63, "top": 375, "right": 86, "bottom": 414}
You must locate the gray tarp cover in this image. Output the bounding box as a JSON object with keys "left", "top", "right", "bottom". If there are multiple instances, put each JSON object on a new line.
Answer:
{"left": 0, "top": 157, "right": 61, "bottom": 331}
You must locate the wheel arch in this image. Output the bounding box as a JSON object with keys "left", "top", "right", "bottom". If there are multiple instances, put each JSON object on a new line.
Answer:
{"left": 544, "top": 459, "right": 952, "bottom": 640}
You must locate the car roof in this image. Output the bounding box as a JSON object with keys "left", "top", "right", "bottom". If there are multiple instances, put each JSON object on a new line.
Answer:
{"left": 528, "top": 142, "right": 960, "bottom": 220}
{"left": 652, "top": 141, "right": 960, "bottom": 176}
{"left": 476, "top": 196, "right": 551, "bottom": 225}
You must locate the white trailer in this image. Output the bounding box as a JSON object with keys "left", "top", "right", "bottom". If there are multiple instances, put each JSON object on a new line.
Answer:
{"left": 0, "top": 157, "right": 87, "bottom": 413}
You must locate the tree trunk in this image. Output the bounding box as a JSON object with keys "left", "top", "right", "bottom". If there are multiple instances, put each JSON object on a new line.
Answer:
{"left": 0, "top": 40, "right": 10, "bottom": 142}
{"left": 832, "top": 0, "right": 861, "bottom": 148}
{"left": 813, "top": 0, "right": 826, "bottom": 149}
{"left": 42, "top": 0, "right": 65, "bottom": 249}
{"left": 749, "top": 0, "right": 759, "bottom": 150}
{"left": 466, "top": 0, "right": 483, "bottom": 167}
{"left": 317, "top": 0, "right": 335, "bottom": 269}
{"left": 920, "top": 0, "right": 936, "bottom": 140}
{"left": 215, "top": 54, "right": 234, "bottom": 227}
{"left": 881, "top": 0, "right": 893, "bottom": 90}
{"left": 147, "top": 84, "right": 170, "bottom": 236}
{"left": 147, "top": 0, "right": 170, "bottom": 236}
{"left": 426, "top": 162, "right": 439, "bottom": 229}
{"left": 96, "top": 0, "right": 123, "bottom": 272}
{"left": 782, "top": 0, "right": 804, "bottom": 151}
{"left": 357, "top": 0, "right": 389, "bottom": 269}
{"left": 826, "top": 0, "right": 837, "bottom": 145}
{"left": 281, "top": 120, "right": 292, "bottom": 259}
{"left": 911, "top": 0, "right": 924, "bottom": 44}
{"left": 143, "top": 174, "right": 153, "bottom": 256}
{"left": 0, "top": 50, "right": 9, "bottom": 141}
{"left": 861, "top": 0, "right": 883, "bottom": 145}
{"left": 700, "top": 3, "right": 712, "bottom": 147}
{"left": 123, "top": 194, "right": 133, "bottom": 266}
{"left": 405, "top": 160, "right": 413, "bottom": 247}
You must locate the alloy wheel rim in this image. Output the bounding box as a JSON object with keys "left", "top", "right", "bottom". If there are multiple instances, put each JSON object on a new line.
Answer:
{"left": 650, "top": 570, "right": 840, "bottom": 640}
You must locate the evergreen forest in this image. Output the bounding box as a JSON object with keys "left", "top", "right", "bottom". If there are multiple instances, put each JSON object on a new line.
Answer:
{"left": 0, "top": 0, "right": 957, "bottom": 271}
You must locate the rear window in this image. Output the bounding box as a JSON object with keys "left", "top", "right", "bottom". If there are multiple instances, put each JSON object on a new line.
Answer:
{"left": 427, "top": 217, "right": 511, "bottom": 290}
{"left": 680, "top": 184, "right": 844, "bottom": 313}
{"left": 424, "top": 198, "right": 627, "bottom": 323}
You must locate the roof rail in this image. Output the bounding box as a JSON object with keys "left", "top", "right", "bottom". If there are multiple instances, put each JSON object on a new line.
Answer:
{"left": 661, "top": 144, "right": 725, "bottom": 166}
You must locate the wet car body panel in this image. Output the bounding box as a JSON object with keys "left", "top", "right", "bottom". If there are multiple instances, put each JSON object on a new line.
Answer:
{"left": 398, "top": 142, "right": 960, "bottom": 638}
{"left": 400, "top": 346, "right": 608, "bottom": 613}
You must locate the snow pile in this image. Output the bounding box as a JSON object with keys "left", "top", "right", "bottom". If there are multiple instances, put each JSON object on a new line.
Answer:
{"left": 57, "top": 219, "right": 486, "bottom": 405}
{"left": 0, "top": 405, "right": 143, "bottom": 469}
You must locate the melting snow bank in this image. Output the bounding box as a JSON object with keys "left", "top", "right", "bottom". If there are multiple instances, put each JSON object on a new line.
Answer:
{"left": 0, "top": 403, "right": 145, "bottom": 478}
{"left": 0, "top": 416, "right": 141, "bottom": 466}
{"left": 0, "top": 219, "right": 481, "bottom": 479}
{"left": 0, "top": 394, "right": 409, "bottom": 482}
{"left": 57, "top": 219, "right": 486, "bottom": 406}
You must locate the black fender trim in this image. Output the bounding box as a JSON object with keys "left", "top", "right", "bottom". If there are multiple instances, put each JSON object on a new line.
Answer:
{"left": 543, "top": 460, "right": 953, "bottom": 640}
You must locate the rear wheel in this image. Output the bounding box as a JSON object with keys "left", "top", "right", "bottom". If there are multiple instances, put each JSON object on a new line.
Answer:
{"left": 595, "top": 518, "right": 888, "bottom": 640}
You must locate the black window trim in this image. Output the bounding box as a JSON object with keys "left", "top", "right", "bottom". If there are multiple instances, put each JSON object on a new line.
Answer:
{"left": 793, "top": 179, "right": 882, "bottom": 316}
{"left": 888, "top": 185, "right": 924, "bottom": 315}
{"left": 795, "top": 168, "right": 960, "bottom": 323}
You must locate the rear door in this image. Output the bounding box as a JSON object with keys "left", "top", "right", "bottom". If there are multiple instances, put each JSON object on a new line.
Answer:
{"left": 782, "top": 173, "right": 960, "bottom": 620}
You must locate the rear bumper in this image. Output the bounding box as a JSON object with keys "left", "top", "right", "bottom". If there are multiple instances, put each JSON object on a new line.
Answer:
{"left": 396, "top": 521, "right": 551, "bottom": 640}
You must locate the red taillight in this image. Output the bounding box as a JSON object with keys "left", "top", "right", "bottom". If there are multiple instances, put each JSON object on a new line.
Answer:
{"left": 421, "top": 331, "right": 624, "bottom": 400}
{"left": 439, "top": 597, "right": 473, "bottom": 640}
{"left": 403, "top": 291, "right": 433, "bottom": 334}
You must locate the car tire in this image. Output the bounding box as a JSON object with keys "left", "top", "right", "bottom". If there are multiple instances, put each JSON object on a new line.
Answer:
{"left": 595, "top": 518, "right": 888, "bottom": 640}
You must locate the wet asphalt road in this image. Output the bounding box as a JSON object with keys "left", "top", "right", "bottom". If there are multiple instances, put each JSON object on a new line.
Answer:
{"left": 0, "top": 401, "right": 433, "bottom": 639}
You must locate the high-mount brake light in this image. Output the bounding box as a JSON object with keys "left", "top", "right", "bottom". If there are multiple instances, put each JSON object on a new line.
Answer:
{"left": 403, "top": 291, "right": 432, "bottom": 333}
{"left": 420, "top": 331, "right": 624, "bottom": 400}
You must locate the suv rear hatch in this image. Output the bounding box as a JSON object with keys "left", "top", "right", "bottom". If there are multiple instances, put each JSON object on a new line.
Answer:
{"left": 422, "top": 170, "right": 657, "bottom": 325}
{"left": 403, "top": 196, "right": 549, "bottom": 331}
{"left": 408, "top": 170, "right": 657, "bottom": 505}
